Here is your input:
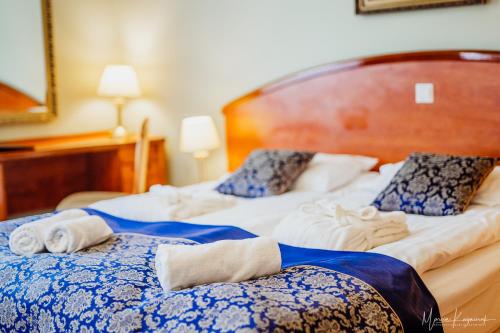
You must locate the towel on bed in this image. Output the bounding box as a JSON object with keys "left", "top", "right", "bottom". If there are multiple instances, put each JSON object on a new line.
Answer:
{"left": 272, "top": 200, "right": 409, "bottom": 251}
{"left": 9, "top": 209, "right": 88, "bottom": 256}
{"left": 45, "top": 215, "right": 113, "bottom": 253}
{"left": 149, "top": 185, "right": 237, "bottom": 219}
{"left": 155, "top": 237, "right": 281, "bottom": 291}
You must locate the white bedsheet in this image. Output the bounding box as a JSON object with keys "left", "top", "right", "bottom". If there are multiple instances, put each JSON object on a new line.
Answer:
{"left": 370, "top": 205, "right": 500, "bottom": 274}
{"left": 192, "top": 177, "right": 500, "bottom": 277}
{"left": 189, "top": 190, "right": 324, "bottom": 236}
{"left": 92, "top": 173, "right": 500, "bottom": 276}
{"left": 90, "top": 180, "right": 237, "bottom": 221}
{"left": 91, "top": 173, "right": 500, "bottom": 322}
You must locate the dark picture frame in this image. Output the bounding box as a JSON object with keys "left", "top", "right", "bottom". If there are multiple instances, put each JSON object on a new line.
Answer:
{"left": 355, "top": 0, "right": 487, "bottom": 15}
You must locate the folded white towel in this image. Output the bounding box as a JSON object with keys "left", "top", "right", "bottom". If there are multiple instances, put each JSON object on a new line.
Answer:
{"left": 155, "top": 237, "right": 281, "bottom": 291}
{"left": 149, "top": 185, "right": 236, "bottom": 220}
{"left": 370, "top": 213, "right": 408, "bottom": 248}
{"left": 272, "top": 200, "right": 409, "bottom": 251}
{"left": 149, "top": 185, "right": 182, "bottom": 204}
{"left": 45, "top": 215, "right": 113, "bottom": 253}
{"left": 9, "top": 209, "right": 88, "bottom": 256}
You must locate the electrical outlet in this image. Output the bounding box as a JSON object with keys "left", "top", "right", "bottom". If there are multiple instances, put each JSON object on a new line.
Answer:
{"left": 415, "top": 83, "right": 434, "bottom": 104}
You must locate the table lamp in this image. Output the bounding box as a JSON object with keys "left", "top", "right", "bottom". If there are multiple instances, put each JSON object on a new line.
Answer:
{"left": 98, "top": 64, "right": 141, "bottom": 137}
{"left": 180, "top": 115, "right": 220, "bottom": 181}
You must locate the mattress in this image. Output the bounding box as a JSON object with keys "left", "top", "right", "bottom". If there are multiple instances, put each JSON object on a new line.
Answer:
{"left": 421, "top": 242, "right": 500, "bottom": 333}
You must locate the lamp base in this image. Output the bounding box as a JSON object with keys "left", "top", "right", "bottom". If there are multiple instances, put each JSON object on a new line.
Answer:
{"left": 193, "top": 150, "right": 209, "bottom": 159}
{"left": 113, "top": 126, "right": 127, "bottom": 138}
{"left": 193, "top": 151, "right": 209, "bottom": 182}
{"left": 112, "top": 98, "right": 127, "bottom": 138}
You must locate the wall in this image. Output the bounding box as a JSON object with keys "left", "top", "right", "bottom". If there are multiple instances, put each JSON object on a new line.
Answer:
{"left": 0, "top": 0, "right": 45, "bottom": 102}
{"left": 0, "top": 0, "right": 499, "bottom": 185}
{"left": 0, "top": 0, "right": 176, "bottom": 171}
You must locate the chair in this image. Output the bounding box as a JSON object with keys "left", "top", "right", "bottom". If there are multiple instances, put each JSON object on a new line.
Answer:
{"left": 56, "top": 118, "right": 150, "bottom": 210}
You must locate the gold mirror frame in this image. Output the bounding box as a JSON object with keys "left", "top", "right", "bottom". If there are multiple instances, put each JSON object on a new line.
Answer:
{"left": 0, "top": 0, "right": 56, "bottom": 125}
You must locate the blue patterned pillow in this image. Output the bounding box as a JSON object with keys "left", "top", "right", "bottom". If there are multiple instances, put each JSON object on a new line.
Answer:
{"left": 372, "top": 153, "right": 496, "bottom": 216}
{"left": 215, "top": 149, "right": 315, "bottom": 198}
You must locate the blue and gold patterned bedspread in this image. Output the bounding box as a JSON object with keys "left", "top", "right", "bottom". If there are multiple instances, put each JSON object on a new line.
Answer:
{"left": 0, "top": 209, "right": 442, "bottom": 333}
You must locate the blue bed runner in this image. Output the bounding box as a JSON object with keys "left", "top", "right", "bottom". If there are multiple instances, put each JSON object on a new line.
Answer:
{"left": 0, "top": 209, "right": 443, "bottom": 332}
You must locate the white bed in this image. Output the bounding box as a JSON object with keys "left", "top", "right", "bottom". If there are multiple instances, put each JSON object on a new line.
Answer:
{"left": 91, "top": 169, "right": 500, "bottom": 333}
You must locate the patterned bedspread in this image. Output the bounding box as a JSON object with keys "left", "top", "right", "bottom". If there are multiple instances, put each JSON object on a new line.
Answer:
{"left": 0, "top": 209, "right": 442, "bottom": 333}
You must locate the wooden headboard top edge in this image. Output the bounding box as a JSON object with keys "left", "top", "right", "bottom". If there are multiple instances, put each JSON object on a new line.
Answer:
{"left": 223, "top": 49, "right": 500, "bottom": 114}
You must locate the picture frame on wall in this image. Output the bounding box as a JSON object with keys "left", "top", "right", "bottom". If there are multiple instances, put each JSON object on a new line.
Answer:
{"left": 355, "top": 0, "right": 487, "bottom": 15}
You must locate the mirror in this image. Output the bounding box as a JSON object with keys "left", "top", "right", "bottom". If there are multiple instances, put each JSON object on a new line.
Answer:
{"left": 0, "top": 0, "right": 56, "bottom": 124}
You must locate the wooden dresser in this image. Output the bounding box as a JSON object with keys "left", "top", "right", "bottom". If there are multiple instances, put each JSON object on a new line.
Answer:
{"left": 0, "top": 131, "right": 167, "bottom": 220}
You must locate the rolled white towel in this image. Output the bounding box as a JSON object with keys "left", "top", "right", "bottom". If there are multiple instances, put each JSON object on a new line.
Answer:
{"left": 155, "top": 237, "right": 281, "bottom": 292}
{"left": 9, "top": 209, "right": 88, "bottom": 256}
{"left": 45, "top": 215, "right": 113, "bottom": 253}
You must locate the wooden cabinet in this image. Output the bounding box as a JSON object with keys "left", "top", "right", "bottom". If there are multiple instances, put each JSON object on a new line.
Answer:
{"left": 0, "top": 131, "right": 167, "bottom": 220}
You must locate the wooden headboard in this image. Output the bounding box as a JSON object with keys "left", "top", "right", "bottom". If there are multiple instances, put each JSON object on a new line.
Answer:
{"left": 223, "top": 50, "right": 500, "bottom": 171}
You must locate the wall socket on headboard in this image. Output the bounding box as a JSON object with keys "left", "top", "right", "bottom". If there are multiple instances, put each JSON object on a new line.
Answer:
{"left": 415, "top": 83, "right": 434, "bottom": 104}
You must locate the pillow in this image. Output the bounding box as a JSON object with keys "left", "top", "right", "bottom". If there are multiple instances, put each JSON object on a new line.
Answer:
{"left": 379, "top": 161, "right": 404, "bottom": 179}
{"left": 215, "top": 149, "right": 315, "bottom": 198}
{"left": 473, "top": 166, "right": 500, "bottom": 207}
{"left": 371, "top": 152, "right": 496, "bottom": 216}
{"left": 292, "top": 153, "right": 379, "bottom": 192}
{"left": 360, "top": 161, "right": 406, "bottom": 192}
{"left": 313, "top": 153, "right": 379, "bottom": 171}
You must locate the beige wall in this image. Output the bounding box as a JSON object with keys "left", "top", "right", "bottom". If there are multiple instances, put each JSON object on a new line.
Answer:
{"left": 1, "top": 0, "right": 499, "bottom": 185}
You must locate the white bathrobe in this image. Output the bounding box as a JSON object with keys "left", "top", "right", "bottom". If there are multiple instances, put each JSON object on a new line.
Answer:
{"left": 272, "top": 200, "right": 409, "bottom": 251}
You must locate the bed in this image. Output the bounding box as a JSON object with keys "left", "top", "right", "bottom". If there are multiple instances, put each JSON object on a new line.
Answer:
{"left": 221, "top": 49, "right": 500, "bottom": 333}
{"left": 1, "top": 49, "right": 500, "bottom": 333}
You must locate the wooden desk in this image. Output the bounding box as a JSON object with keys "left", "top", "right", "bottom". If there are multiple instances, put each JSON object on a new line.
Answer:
{"left": 0, "top": 131, "right": 167, "bottom": 220}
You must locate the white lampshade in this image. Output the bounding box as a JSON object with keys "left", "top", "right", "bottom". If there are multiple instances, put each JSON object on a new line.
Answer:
{"left": 97, "top": 65, "right": 141, "bottom": 98}
{"left": 180, "top": 116, "right": 220, "bottom": 158}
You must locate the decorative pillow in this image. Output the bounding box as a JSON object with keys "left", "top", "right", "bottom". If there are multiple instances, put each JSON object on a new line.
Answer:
{"left": 371, "top": 153, "right": 496, "bottom": 216}
{"left": 215, "top": 149, "right": 315, "bottom": 198}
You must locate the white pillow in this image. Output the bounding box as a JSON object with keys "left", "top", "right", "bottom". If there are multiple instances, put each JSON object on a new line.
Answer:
{"left": 473, "top": 166, "right": 500, "bottom": 207}
{"left": 352, "top": 160, "right": 404, "bottom": 193}
{"left": 293, "top": 153, "right": 378, "bottom": 192}
{"left": 379, "top": 161, "right": 404, "bottom": 180}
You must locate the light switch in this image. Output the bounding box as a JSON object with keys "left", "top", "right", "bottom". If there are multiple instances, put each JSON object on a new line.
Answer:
{"left": 415, "top": 83, "right": 434, "bottom": 104}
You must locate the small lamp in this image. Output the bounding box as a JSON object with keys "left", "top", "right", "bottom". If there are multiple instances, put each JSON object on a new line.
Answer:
{"left": 98, "top": 64, "right": 141, "bottom": 137}
{"left": 180, "top": 115, "right": 220, "bottom": 181}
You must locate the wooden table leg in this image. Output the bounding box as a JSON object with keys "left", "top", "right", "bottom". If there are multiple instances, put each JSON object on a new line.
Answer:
{"left": 0, "top": 163, "right": 8, "bottom": 221}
